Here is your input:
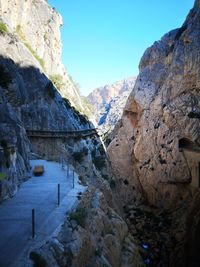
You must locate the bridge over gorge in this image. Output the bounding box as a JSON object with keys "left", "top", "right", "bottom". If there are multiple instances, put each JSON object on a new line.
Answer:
{"left": 26, "top": 128, "right": 100, "bottom": 161}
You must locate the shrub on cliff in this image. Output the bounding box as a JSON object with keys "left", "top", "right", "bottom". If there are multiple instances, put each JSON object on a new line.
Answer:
{"left": 0, "top": 173, "right": 7, "bottom": 181}
{"left": 16, "top": 25, "right": 45, "bottom": 70}
{"left": 92, "top": 149, "right": 106, "bottom": 170}
{"left": 0, "top": 22, "right": 8, "bottom": 36}
{"left": 72, "top": 147, "right": 88, "bottom": 162}
{"left": 69, "top": 208, "right": 87, "bottom": 227}
{"left": 49, "top": 74, "right": 64, "bottom": 90}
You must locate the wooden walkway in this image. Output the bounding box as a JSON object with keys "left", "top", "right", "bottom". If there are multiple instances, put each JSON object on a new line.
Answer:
{"left": 26, "top": 128, "right": 99, "bottom": 139}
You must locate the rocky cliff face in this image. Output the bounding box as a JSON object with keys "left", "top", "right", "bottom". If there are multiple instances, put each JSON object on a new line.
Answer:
{"left": 0, "top": 2, "right": 143, "bottom": 266}
{"left": 0, "top": 0, "right": 94, "bottom": 200}
{"left": 0, "top": 0, "right": 89, "bottom": 113}
{"left": 108, "top": 0, "right": 200, "bottom": 208}
{"left": 87, "top": 77, "right": 136, "bottom": 138}
{"left": 0, "top": 88, "right": 30, "bottom": 200}
{"left": 88, "top": 77, "right": 136, "bottom": 111}
{"left": 108, "top": 0, "right": 200, "bottom": 265}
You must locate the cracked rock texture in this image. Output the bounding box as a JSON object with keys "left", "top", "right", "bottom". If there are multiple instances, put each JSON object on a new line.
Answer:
{"left": 29, "top": 187, "right": 143, "bottom": 267}
{"left": 108, "top": 0, "right": 200, "bottom": 208}
{"left": 0, "top": 90, "right": 30, "bottom": 200}
{"left": 0, "top": 0, "right": 93, "bottom": 200}
{"left": 108, "top": 1, "right": 200, "bottom": 265}
{"left": 0, "top": 0, "right": 88, "bottom": 112}
{"left": 88, "top": 77, "right": 136, "bottom": 140}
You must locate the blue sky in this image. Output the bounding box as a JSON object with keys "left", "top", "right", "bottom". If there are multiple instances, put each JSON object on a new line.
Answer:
{"left": 48, "top": 0, "right": 194, "bottom": 96}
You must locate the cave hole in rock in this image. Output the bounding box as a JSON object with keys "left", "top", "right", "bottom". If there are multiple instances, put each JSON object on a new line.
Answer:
{"left": 179, "top": 138, "right": 198, "bottom": 151}
{"left": 188, "top": 111, "right": 200, "bottom": 119}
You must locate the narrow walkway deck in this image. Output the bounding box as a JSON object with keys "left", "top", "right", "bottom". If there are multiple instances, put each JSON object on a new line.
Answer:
{"left": 0, "top": 160, "right": 86, "bottom": 267}
{"left": 26, "top": 128, "right": 98, "bottom": 138}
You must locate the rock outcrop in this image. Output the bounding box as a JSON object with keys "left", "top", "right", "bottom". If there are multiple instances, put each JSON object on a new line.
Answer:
{"left": 26, "top": 187, "right": 143, "bottom": 267}
{"left": 88, "top": 77, "right": 136, "bottom": 140}
{"left": 0, "top": 0, "right": 93, "bottom": 200}
{"left": 108, "top": 0, "right": 200, "bottom": 208}
{"left": 108, "top": 0, "right": 200, "bottom": 265}
{"left": 0, "top": 0, "right": 90, "bottom": 113}
{"left": 0, "top": 2, "right": 143, "bottom": 267}
{"left": 0, "top": 88, "right": 30, "bottom": 200}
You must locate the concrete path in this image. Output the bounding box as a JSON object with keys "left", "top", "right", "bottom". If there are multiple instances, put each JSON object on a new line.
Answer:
{"left": 0, "top": 160, "right": 86, "bottom": 267}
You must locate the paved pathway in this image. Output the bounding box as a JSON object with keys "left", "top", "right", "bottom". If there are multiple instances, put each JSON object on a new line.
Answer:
{"left": 0, "top": 160, "right": 86, "bottom": 267}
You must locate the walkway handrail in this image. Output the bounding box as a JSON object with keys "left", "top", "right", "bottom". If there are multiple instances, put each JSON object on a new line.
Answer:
{"left": 26, "top": 128, "right": 99, "bottom": 138}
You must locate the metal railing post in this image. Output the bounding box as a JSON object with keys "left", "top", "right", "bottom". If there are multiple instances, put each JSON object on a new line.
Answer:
{"left": 58, "top": 183, "right": 60, "bottom": 206}
{"left": 32, "top": 209, "right": 35, "bottom": 239}
{"left": 73, "top": 170, "right": 75, "bottom": 188}
{"left": 67, "top": 165, "right": 69, "bottom": 178}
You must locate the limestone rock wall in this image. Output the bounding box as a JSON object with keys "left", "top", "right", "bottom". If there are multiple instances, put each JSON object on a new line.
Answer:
{"left": 28, "top": 187, "right": 143, "bottom": 267}
{"left": 0, "top": 0, "right": 94, "bottom": 200}
{"left": 0, "top": 89, "right": 30, "bottom": 200}
{"left": 88, "top": 78, "right": 137, "bottom": 145}
{"left": 0, "top": 0, "right": 86, "bottom": 111}
{"left": 108, "top": 0, "right": 200, "bottom": 208}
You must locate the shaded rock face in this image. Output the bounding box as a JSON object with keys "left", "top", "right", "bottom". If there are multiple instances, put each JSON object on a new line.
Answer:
{"left": 0, "top": 55, "right": 91, "bottom": 132}
{"left": 0, "top": 88, "right": 30, "bottom": 200}
{"left": 0, "top": 0, "right": 87, "bottom": 111}
{"left": 87, "top": 78, "right": 136, "bottom": 137}
{"left": 0, "top": 2, "right": 142, "bottom": 267}
{"left": 108, "top": 1, "right": 200, "bottom": 208}
{"left": 0, "top": 53, "right": 91, "bottom": 200}
{"left": 0, "top": 0, "right": 94, "bottom": 200}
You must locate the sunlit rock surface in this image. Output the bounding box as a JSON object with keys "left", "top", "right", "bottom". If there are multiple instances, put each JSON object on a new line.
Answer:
{"left": 0, "top": 0, "right": 88, "bottom": 112}
{"left": 108, "top": 0, "right": 200, "bottom": 265}
{"left": 88, "top": 77, "right": 136, "bottom": 138}
{"left": 108, "top": 0, "right": 200, "bottom": 208}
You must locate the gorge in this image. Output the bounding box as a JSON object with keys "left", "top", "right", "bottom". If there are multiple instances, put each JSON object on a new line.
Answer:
{"left": 0, "top": 0, "right": 200, "bottom": 267}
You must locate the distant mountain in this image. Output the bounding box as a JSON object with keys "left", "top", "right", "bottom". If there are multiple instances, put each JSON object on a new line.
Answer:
{"left": 87, "top": 77, "right": 137, "bottom": 136}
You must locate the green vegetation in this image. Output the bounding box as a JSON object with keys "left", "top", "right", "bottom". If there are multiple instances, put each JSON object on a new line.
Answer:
{"left": 62, "top": 97, "right": 90, "bottom": 125}
{"left": 43, "top": 32, "right": 48, "bottom": 42}
{"left": 16, "top": 25, "right": 45, "bottom": 70}
{"left": 49, "top": 74, "right": 65, "bottom": 90}
{"left": 72, "top": 147, "right": 88, "bottom": 162}
{"left": 0, "top": 173, "right": 7, "bottom": 181}
{"left": 92, "top": 149, "right": 106, "bottom": 170}
{"left": 69, "top": 207, "right": 87, "bottom": 227}
{"left": 0, "top": 22, "right": 8, "bottom": 36}
{"left": 81, "top": 95, "right": 93, "bottom": 113}
{"left": 68, "top": 75, "right": 93, "bottom": 118}
{"left": 0, "top": 66, "right": 12, "bottom": 88}
{"left": 29, "top": 252, "right": 47, "bottom": 267}
{"left": 32, "top": 0, "right": 37, "bottom": 7}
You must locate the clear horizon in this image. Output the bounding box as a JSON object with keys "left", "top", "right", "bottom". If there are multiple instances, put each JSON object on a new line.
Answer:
{"left": 48, "top": 0, "right": 194, "bottom": 96}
